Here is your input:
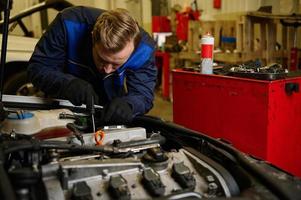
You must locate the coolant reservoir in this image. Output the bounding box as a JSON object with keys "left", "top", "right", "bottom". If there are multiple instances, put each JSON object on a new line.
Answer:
{"left": 0, "top": 109, "right": 74, "bottom": 135}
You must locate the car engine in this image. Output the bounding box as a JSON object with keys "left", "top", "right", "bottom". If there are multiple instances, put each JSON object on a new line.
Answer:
{"left": 0, "top": 108, "right": 238, "bottom": 199}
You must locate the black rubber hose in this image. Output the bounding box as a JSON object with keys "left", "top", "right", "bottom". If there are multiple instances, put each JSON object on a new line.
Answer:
{"left": 3, "top": 140, "right": 115, "bottom": 155}
{"left": 66, "top": 123, "right": 84, "bottom": 145}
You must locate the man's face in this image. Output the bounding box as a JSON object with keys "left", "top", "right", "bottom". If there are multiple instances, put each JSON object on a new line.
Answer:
{"left": 92, "top": 40, "right": 135, "bottom": 74}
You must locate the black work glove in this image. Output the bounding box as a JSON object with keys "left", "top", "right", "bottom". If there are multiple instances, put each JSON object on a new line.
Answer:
{"left": 103, "top": 98, "right": 133, "bottom": 124}
{"left": 62, "top": 78, "right": 99, "bottom": 110}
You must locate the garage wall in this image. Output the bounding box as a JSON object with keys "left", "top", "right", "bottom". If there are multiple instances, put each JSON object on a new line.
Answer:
{"left": 93, "top": 0, "right": 152, "bottom": 34}
{"left": 45, "top": 0, "right": 151, "bottom": 35}
{"left": 8, "top": 0, "right": 151, "bottom": 37}
{"left": 169, "top": 0, "right": 261, "bottom": 20}
{"left": 8, "top": 0, "right": 300, "bottom": 46}
{"left": 169, "top": 0, "right": 300, "bottom": 20}
{"left": 169, "top": 0, "right": 301, "bottom": 48}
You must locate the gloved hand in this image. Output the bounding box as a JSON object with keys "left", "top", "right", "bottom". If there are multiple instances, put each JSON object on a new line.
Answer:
{"left": 103, "top": 98, "right": 133, "bottom": 124}
{"left": 62, "top": 78, "right": 99, "bottom": 111}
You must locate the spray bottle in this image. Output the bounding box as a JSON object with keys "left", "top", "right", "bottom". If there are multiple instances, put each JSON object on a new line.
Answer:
{"left": 200, "top": 33, "right": 214, "bottom": 74}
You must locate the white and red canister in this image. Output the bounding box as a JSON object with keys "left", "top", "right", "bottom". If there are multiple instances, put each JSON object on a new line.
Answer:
{"left": 200, "top": 34, "right": 214, "bottom": 74}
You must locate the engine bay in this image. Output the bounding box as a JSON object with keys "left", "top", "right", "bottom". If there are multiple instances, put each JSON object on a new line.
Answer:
{"left": 0, "top": 107, "right": 238, "bottom": 199}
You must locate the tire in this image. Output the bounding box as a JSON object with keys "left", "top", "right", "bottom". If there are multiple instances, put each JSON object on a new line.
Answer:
{"left": 3, "top": 70, "right": 44, "bottom": 96}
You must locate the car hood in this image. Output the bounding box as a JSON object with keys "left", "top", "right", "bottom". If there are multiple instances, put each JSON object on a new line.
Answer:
{"left": 0, "top": 34, "right": 38, "bottom": 52}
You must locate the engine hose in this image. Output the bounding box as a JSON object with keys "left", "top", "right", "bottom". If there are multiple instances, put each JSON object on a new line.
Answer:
{"left": 3, "top": 140, "right": 116, "bottom": 155}
{"left": 66, "top": 123, "right": 84, "bottom": 145}
{"left": 3, "top": 133, "right": 166, "bottom": 155}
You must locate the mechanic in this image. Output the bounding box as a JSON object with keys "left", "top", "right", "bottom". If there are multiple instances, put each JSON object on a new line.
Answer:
{"left": 27, "top": 6, "right": 157, "bottom": 124}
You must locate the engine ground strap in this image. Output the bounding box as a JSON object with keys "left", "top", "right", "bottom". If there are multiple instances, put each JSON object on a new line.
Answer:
{"left": 94, "top": 130, "right": 105, "bottom": 145}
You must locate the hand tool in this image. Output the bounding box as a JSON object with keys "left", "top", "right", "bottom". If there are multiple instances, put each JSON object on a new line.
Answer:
{"left": 90, "top": 97, "right": 96, "bottom": 133}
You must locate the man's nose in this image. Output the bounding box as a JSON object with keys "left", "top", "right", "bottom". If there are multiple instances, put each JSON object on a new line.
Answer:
{"left": 104, "top": 64, "right": 114, "bottom": 74}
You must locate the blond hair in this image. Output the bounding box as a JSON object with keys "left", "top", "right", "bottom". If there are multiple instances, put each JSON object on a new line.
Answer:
{"left": 92, "top": 8, "right": 140, "bottom": 53}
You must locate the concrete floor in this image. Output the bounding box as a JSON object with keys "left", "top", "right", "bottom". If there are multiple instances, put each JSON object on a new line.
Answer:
{"left": 147, "top": 91, "right": 173, "bottom": 122}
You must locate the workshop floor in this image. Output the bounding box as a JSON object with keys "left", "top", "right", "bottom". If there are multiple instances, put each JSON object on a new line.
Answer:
{"left": 147, "top": 90, "right": 173, "bottom": 122}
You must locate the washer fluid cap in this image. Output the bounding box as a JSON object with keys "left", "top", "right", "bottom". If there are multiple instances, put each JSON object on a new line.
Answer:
{"left": 7, "top": 112, "right": 34, "bottom": 120}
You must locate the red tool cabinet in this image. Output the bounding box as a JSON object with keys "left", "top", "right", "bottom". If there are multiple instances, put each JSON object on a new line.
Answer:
{"left": 173, "top": 69, "right": 301, "bottom": 177}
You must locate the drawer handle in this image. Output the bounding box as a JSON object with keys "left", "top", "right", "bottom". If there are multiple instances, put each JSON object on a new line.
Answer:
{"left": 285, "top": 82, "right": 299, "bottom": 95}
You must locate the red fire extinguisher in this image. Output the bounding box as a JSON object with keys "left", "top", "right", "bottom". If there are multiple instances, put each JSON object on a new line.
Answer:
{"left": 214, "top": 0, "right": 221, "bottom": 9}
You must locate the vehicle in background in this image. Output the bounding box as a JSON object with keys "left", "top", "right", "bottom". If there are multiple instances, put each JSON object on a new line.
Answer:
{"left": 0, "top": 0, "right": 72, "bottom": 96}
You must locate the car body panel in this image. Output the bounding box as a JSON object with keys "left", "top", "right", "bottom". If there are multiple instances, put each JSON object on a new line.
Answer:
{"left": 0, "top": 0, "right": 73, "bottom": 95}
{"left": 0, "top": 35, "right": 38, "bottom": 62}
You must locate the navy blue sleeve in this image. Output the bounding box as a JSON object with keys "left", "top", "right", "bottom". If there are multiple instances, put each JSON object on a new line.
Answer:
{"left": 122, "top": 52, "right": 157, "bottom": 116}
{"left": 27, "top": 12, "right": 76, "bottom": 97}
